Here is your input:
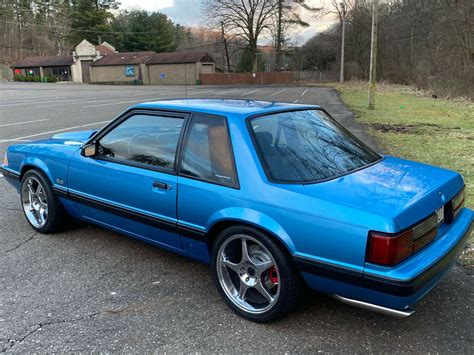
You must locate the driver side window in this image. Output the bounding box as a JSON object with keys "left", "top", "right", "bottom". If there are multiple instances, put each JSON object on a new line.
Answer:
{"left": 97, "top": 113, "right": 184, "bottom": 170}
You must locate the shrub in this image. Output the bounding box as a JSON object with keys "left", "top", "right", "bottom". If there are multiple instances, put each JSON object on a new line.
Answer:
{"left": 45, "top": 75, "right": 57, "bottom": 83}
{"left": 32, "top": 75, "right": 41, "bottom": 82}
{"left": 14, "top": 74, "right": 26, "bottom": 82}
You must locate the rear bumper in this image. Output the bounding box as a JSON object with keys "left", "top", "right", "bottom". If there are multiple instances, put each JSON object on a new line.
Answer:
{"left": 363, "top": 218, "right": 472, "bottom": 296}
{"left": 297, "top": 208, "right": 473, "bottom": 311}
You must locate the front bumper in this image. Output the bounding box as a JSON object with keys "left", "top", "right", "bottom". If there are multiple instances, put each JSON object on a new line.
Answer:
{"left": 1, "top": 166, "right": 21, "bottom": 190}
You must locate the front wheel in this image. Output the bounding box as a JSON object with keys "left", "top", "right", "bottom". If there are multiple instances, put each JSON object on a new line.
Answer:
{"left": 211, "top": 225, "right": 300, "bottom": 322}
{"left": 21, "top": 169, "right": 67, "bottom": 234}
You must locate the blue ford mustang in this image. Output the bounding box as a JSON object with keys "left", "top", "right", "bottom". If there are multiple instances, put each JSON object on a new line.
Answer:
{"left": 2, "top": 99, "right": 472, "bottom": 322}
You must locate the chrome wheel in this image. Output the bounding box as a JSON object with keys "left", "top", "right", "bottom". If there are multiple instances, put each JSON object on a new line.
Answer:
{"left": 217, "top": 234, "right": 280, "bottom": 314}
{"left": 21, "top": 176, "right": 48, "bottom": 228}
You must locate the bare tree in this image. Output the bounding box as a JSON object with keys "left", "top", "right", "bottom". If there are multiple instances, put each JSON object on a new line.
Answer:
{"left": 203, "top": 0, "right": 279, "bottom": 70}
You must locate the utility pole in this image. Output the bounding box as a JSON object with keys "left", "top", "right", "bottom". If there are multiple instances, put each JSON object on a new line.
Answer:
{"left": 221, "top": 22, "right": 231, "bottom": 73}
{"left": 368, "top": 0, "right": 378, "bottom": 110}
{"left": 339, "top": 1, "right": 346, "bottom": 83}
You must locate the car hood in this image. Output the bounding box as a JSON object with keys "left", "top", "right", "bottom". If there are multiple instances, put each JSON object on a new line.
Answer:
{"left": 301, "top": 156, "right": 464, "bottom": 231}
{"left": 51, "top": 130, "right": 97, "bottom": 143}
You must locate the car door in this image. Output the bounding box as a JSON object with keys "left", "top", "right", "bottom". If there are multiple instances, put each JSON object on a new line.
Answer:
{"left": 67, "top": 110, "right": 186, "bottom": 250}
{"left": 176, "top": 113, "right": 240, "bottom": 256}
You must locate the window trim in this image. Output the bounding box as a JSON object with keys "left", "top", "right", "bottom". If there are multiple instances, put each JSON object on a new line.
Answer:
{"left": 90, "top": 109, "right": 190, "bottom": 175}
{"left": 246, "top": 107, "right": 384, "bottom": 185}
{"left": 177, "top": 112, "right": 240, "bottom": 190}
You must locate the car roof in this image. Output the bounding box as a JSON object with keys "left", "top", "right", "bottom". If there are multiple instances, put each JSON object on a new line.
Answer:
{"left": 132, "top": 99, "right": 319, "bottom": 118}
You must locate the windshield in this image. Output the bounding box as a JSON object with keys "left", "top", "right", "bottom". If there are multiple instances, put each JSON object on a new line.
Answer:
{"left": 249, "top": 109, "right": 381, "bottom": 183}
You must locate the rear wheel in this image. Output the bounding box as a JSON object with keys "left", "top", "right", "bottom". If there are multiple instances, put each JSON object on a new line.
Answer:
{"left": 21, "top": 169, "right": 67, "bottom": 234}
{"left": 211, "top": 225, "right": 300, "bottom": 322}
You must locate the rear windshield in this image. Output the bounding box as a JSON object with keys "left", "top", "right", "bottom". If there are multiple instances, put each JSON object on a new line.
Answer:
{"left": 249, "top": 109, "right": 381, "bottom": 183}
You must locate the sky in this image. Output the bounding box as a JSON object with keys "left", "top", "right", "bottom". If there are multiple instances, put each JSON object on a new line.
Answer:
{"left": 118, "top": 0, "right": 338, "bottom": 45}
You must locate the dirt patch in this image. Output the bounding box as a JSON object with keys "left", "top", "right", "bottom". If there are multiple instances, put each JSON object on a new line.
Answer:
{"left": 368, "top": 123, "right": 460, "bottom": 134}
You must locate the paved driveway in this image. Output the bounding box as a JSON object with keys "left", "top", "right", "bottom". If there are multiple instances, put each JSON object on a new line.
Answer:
{"left": 0, "top": 83, "right": 472, "bottom": 352}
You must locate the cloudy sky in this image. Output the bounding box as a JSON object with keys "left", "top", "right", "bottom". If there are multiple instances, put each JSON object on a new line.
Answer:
{"left": 118, "top": 0, "right": 338, "bottom": 45}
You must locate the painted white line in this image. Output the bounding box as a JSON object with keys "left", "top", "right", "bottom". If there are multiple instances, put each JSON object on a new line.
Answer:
{"left": 0, "top": 119, "right": 48, "bottom": 127}
{"left": 186, "top": 90, "right": 216, "bottom": 96}
{"left": 0, "top": 99, "right": 84, "bottom": 107}
{"left": 241, "top": 89, "right": 261, "bottom": 96}
{"left": 83, "top": 100, "right": 145, "bottom": 108}
{"left": 215, "top": 88, "right": 239, "bottom": 95}
{"left": 1, "top": 139, "right": 32, "bottom": 142}
{"left": 302, "top": 88, "right": 309, "bottom": 96}
{"left": 271, "top": 88, "right": 288, "bottom": 96}
{"left": 293, "top": 100, "right": 299, "bottom": 103}
{"left": 0, "top": 121, "right": 110, "bottom": 143}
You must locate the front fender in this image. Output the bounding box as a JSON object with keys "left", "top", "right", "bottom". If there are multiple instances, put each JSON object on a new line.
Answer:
{"left": 20, "top": 157, "right": 54, "bottom": 182}
{"left": 207, "top": 207, "right": 296, "bottom": 253}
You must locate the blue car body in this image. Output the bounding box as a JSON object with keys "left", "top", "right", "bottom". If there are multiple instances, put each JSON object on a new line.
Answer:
{"left": 2, "top": 99, "right": 472, "bottom": 315}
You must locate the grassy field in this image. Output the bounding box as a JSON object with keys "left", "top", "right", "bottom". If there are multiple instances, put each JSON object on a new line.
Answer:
{"left": 333, "top": 82, "right": 473, "bottom": 265}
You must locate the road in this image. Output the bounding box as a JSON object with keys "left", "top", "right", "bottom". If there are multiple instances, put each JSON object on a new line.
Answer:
{"left": 0, "top": 82, "right": 472, "bottom": 352}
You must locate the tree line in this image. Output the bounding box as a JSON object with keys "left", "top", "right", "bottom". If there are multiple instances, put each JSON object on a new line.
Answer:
{"left": 0, "top": 0, "right": 190, "bottom": 62}
{"left": 302, "top": 0, "right": 473, "bottom": 97}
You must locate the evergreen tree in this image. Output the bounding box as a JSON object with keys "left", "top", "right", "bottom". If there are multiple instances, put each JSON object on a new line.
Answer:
{"left": 69, "top": 0, "right": 118, "bottom": 45}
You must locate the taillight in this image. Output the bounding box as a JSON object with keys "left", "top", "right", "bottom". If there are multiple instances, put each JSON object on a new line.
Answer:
{"left": 367, "top": 214, "right": 438, "bottom": 266}
{"left": 447, "top": 187, "right": 465, "bottom": 223}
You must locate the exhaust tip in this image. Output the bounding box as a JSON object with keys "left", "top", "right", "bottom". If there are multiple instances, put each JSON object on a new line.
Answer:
{"left": 332, "top": 294, "right": 414, "bottom": 318}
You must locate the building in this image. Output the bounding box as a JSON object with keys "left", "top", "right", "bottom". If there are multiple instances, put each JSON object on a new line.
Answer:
{"left": 89, "top": 52, "right": 156, "bottom": 85}
{"left": 146, "top": 51, "right": 215, "bottom": 85}
{"left": 11, "top": 40, "right": 116, "bottom": 82}
{"left": 12, "top": 55, "right": 74, "bottom": 81}
{"left": 71, "top": 40, "right": 116, "bottom": 83}
{"left": 11, "top": 43, "right": 215, "bottom": 85}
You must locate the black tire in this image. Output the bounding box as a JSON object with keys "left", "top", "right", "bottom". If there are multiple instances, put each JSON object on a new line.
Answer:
{"left": 20, "top": 169, "right": 67, "bottom": 234}
{"left": 211, "top": 225, "right": 300, "bottom": 322}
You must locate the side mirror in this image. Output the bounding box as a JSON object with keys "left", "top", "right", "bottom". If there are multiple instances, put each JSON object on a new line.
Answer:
{"left": 82, "top": 143, "right": 96, "bottom": 157}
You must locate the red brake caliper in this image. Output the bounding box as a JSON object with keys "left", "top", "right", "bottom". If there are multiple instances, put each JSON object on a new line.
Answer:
{"left": 268, "top": 266, "right": 279, "bottom": 285}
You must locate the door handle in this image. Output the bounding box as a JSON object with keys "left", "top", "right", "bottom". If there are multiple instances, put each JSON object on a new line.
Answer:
{"left": 152, "top": 181, "right": 171, "bottom": 190}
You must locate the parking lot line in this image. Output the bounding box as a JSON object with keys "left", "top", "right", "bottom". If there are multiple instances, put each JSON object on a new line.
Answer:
{"left": 271, "top": 88, "right": 288, "bottom": 96}
{"left": 0, "top": 121, "right": 110, "bottom": 143}
{"left": 0, "top": 118, "right": 48, "bottom": 127}
{"left": 302, "top": 88, "right": 309, "bottom": 96}
{"left": 241, "top": 89, "right": 261, "bottom": 96}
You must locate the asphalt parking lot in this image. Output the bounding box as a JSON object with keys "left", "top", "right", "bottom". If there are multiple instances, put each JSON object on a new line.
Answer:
{"left": 1, "top": 82, "right": 473, "bottom": 352}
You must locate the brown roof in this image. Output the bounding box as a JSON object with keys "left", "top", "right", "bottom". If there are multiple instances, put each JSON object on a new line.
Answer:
{"left": 146, "top": 51, "right": 215, "bottom": 65}
{"left": 11, "top": 55, "right": 73, "bottom": 68}
{"left": 95, "top": 44, "right": 115, "bottom": 56}
{"left": 91, "top": 52, "right": 155, "bottom": 66}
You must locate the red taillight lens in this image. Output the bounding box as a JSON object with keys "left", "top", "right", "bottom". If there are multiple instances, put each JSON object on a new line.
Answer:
{"left": 452, "top": 188, "right": 465, "bottom": 220}
{"left": 367, "top": 230, "right": 413, "bottom": 266}
{"left": 367, "top": 214, "right": 438, "bottom": 266}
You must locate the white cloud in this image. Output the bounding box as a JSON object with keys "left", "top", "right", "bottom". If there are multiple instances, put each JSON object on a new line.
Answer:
{"left": 119, "top": 0, "right": 174, "bottom": 12}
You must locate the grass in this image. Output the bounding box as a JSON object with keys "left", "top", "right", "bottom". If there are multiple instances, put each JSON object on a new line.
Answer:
{"left": 332, "top": 81, "right": 473, "bottom": 266}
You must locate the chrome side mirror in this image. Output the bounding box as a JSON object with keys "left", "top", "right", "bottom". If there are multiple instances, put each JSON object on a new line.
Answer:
{"left": 82, "top": 143, "right": 96, "bottom": 157}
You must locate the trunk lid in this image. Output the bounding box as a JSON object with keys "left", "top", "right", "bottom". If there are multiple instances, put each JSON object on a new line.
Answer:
{"left": 301, "top": 156, "right": 464, "bottom": 231}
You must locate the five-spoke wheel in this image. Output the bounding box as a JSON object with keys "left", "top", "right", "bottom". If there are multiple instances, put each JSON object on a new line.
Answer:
{"left": 22, "top": 176, "right": 48, "bottom": 228}
{"left": 20, "top": 169, "right": 67, "bottom": 233}
{"left": 212, "top": 225, "right": 300, "bottom": 322}
{"left": 217, "top": 234, "right": 280, "bottom": 314}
